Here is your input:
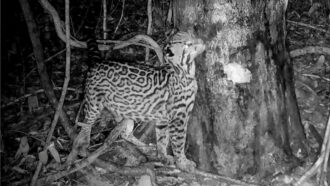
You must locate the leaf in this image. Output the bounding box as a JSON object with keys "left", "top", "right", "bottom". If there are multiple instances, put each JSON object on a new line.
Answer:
{"left": 27, "top": 95, "right": 39, "bottom": 113}
{"left": 135, "top": 175, "right": 152, "bottom": 186}
{"left": 12, "top": 166, "right": 28, "bottom": 174}
{"left": 48, "top": 142, "right": 61, "bottom": 163}
{"left": 39, "top": 150, "right": 48, "bottom": 164}
{"left": 14, "top": 136, "right": 30, "bottom": 159}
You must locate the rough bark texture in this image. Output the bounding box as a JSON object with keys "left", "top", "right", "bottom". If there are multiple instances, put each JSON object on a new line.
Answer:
{"left": 173, "top": 0, "right": 308, "bottom": 178}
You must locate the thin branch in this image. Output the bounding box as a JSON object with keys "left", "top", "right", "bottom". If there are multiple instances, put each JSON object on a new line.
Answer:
{"left": 19, "top": 0, "right": 76, "bottom": 144}
{"left": 31, "top": 0, "right": 72, "bottom": 185}
{"left": 166, "top": 0, "right": 173, "bottom": 25}
{"left": 38, "top": 0, "right": 162, "bottom": 61}
{"left": 24, "top": 49, "right": 66, "bottom": 81}
{"left": 8, "top": 130, "right": 45, "bottom": 145}
{"left": 301, "top": 73, "right": 330, "bottom": 82}
{"left": 1, "top": 87, "right": 81, "bottom": 109}
{"left": 290, "top": 46, "right": 330, "bottom": 58}
{"left": 102, "top": 0, "right": 108, "bottom": 39}
{"left": 114, "top": 0, "right": 125, "bottom": 34}
{"left": 145, "top": 0, "right": 152, "bottom": 62}
{"left": 38, "top": 0, "right": 84, "bottom": 48}
{"left": 287, "top": 20, "right": 328, "bottom": 33}
{"left": 113, "top": 35, "right": 163, "bottom": 64}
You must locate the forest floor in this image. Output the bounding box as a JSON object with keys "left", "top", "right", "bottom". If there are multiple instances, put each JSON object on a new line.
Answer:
{"left": 1, "top": 0, "right": 330, "bottom": 186}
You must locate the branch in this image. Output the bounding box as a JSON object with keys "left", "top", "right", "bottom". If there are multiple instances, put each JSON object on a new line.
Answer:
{"left": 113, "top": 35, "right": 164, "bottom": 65}
{"left": 294, "top": 115, "right": 330, "bottom": 185}
{"left": 287, "top": 20, "right": 328, "bottom": 33}
{"left": 290, "top": 46, "right": 330, "bottom": 58}
{"left": 18, "top": 0, "right": 76, "bottom": 142}
{"left": 38, "top": 0, "right": 85, "bottom": 48}
{"left": 114, "top": 0, "right": 125, "bottom": 35}
{"left": 102, "top": 0, "right": 108, "bottom": 39}
{"left": 38, "top": 0, "right": 164, "bottom": 64}
{"left": 1, "top": 87, "right": 81, "bottom": 108}
{"left": 145, "top": 0, "right": 152, "bottom": 61}
{"left": 31, "top": 0, "right": 72, "bottom": 185}
{"left": 39, "top": 0, "right": 164, "bottom": 62}
{"left": 36, "top": 122, "right": 125, "bottom": 184}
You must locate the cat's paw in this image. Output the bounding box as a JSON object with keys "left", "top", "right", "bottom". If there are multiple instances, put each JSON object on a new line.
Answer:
{"left": 176, "top": 157, "right": 196, "bottom": 172}
{"left": 158, "top": 154, "right": 175, "bottom": 165}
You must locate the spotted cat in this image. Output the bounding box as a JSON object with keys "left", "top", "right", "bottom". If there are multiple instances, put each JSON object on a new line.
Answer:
{"left": 67, "top": 31, "right": 205, "bottom": 171}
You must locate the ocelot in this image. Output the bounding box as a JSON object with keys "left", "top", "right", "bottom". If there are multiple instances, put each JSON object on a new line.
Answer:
{"left": 67, "top": 31, "right": 205, "bottom": 171}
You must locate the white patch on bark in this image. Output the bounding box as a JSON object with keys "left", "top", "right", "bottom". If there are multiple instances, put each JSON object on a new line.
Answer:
{"left": 223, "top": 63, "right": 252, "bottom": 84}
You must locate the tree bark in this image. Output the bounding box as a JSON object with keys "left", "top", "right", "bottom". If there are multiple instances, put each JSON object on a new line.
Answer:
{"left": 19, "top": 0, "right": 76, "bottom": 139}
{"left": 173, "top": 0, "right": 307, "bottom": 178}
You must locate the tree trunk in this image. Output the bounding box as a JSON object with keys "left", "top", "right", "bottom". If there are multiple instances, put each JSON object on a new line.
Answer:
{"left": 173, "top": 0, "right": 308, "bottom": 178}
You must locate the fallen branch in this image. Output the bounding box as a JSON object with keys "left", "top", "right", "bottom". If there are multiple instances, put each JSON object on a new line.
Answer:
{"left": 287, "top": 20, "right": 328, "bottom": 33}
{"left": 294, "top": 114, "right": 330, "bottom": 186}
{"left": 94, "top": 159, "right": 156, "bottom": 186}
{"left": 36, "top": 122, "right": 125, "bottom": 184}
{"left": 154, "top": 163, "right": 260, "bottom": 185}
{"left": 301, "top": 73, "right": 330, "bottom": 82}
{"left": 290, "top": 46, "right": 330, "bottom": 58}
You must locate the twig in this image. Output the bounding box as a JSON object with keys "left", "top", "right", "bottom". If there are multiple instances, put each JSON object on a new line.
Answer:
{"left": 114, "top": 0, "right": 125, "bottom": 35}
{"left": 8, "top": 130, "right": 45, "bottom": 145}
{"left": 38, "top": 0, "right": 161, "bottom": 56}
{"left": 145, "top": 0, "right": 152, "bottom": 62}
{"left": 301, "top": 73, "right": 330, "bottom": 82}
{"left": 38, "top": 0, "right": 84, "bottom": 48}
{"left": 75, "top": 100, "right": 85, "bottom": 124}
{"left": 24, "top": 49, "right": 66, "bottom": 80}
{"left": 38, "top": 0, "right": 108, "bottom": 50}
{"left": 1, "top": 87, "right": 81, "bottom": 108}
{"left": 287, "top": 20, "right": 328, "bottom": 33}
{"left": 114, "top": 41, "right": 158, "bottom": 51}
{"left": 30, "top": 1, "right": 71, "bottom": 185}
{"left": 102, "top": 0, "right": 108, "bottom": 39}
{"left": 290, "top": 46, "right": 330, "bottom": 58}
{"left": 166, "top": 0, "right": 173, "bottom": 25}
{"left": 295, "top": 80, "right": 317, "bottom": 96}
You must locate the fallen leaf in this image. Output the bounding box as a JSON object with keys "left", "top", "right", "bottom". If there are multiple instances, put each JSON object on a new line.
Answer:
{"left": 48, "top": 142, "right": 61, "bottom": 163}
{"left": 27, "top": 95, "right": 39, "bottom": 113}
{"left": 39, "top": 150, "right": 48, "bottom": 164}
{"left": 14, "top": 136, "right": 29, "bottom": 160}
{"left": 12, "top": 166, "right": 28, "bottom": 174}
{"left": 134, "top": 175, "right": 152, "bottom": 186}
